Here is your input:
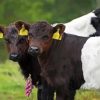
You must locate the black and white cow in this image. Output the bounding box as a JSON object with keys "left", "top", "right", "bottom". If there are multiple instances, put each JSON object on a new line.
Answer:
{"left": 53, "top": 8, "right": 100, "bottom": 89}
{"left": 65, "top": 8, "right": 100, "bottom": 89}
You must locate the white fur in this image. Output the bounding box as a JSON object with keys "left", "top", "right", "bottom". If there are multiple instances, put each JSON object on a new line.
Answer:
{"left": 52, "top": 12, "right": 96, "bottom": 37}
{"left": 52, "top": 11, "right": 100, "bottom": 89}
{"left": 81, "top": 37, "right": 100, "bottom": 89}
{"left": 64, "top": 12, "right": 96, "bottom": 37}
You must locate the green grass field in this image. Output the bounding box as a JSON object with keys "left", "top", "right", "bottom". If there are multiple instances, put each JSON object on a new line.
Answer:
{"left": 0, "top": 60, "right": 100, "bottom": 100}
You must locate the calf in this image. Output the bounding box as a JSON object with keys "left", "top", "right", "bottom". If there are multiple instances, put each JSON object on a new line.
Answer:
{"left": 0, "top": 21, "right": 54, "bottom": 100}
{"left": 28, "top": 21, "right": 90, "bottom": 100}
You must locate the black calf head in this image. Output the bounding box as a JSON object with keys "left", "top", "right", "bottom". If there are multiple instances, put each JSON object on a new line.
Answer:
{"left": 28, "top": 21, "right": 65, "bottom": 55}
{"left": 91, "top": 17, "right": 100, "bottom": 29}
{"left": 0, "top": 21, "right": 30, "bottom": 62}
{"left": 91, "top": 17, "right": 100, "bottom": 36}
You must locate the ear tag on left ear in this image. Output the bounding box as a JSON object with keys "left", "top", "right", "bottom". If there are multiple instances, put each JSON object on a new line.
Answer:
{"left": 52, "top": 29, "right": 62, "bottom": 40}
{"left": 0, "top": 32, "right": 3, "bottom": 38}
{"left": 19, "top": 25, "right": 28, "bottom": 36}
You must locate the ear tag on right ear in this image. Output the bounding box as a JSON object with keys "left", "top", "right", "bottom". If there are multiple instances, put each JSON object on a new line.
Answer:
{"left": 52, "top": 29, "right": 62, "bottom": 40}
{"left": 0, "top": 32, "right": 3, "bottom": 38}
{"left": 19, "top": 25, "right": 28, "bottom": 36}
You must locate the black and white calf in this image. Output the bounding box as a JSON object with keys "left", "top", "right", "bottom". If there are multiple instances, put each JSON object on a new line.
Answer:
{"left": 66, "top": 8, "right": 100, "bottom": 89}
{"left": 53, "top": 8, "right": 100, "bottom": 89}
{"left": 65, "top": 8, "right": 100, "bottom": 89}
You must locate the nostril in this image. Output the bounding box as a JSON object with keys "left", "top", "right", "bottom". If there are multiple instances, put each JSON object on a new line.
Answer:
{"left": 35, "top": 48, "right": 39, "bottom": 53}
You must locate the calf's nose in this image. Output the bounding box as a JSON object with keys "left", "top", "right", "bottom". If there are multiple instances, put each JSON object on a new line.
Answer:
{"left": 9, "top": 53, "right": 19, "bottom": 62}
{"left": 28, "top": 46, "right": 39, "bottom": 55}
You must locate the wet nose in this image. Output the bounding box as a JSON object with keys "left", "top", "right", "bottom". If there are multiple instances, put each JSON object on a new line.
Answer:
{"left": 9, "top": 53, "right": 19, "bottom": 62}
{"left": 28, "top": 46, "right": 39, "bottom": 55}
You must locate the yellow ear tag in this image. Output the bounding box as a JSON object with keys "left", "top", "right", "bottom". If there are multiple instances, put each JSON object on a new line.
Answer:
{"left": 19, "top": 25, "right": 28, "bottom": 36}
{"left": 0, "top": 32, "right": 3, "bottom": 38}
{"left": 52, "top": 29, "right": 62, "bottom": 40}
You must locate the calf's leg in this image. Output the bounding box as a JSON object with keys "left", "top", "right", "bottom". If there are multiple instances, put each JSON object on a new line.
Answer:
{"left": 56, "top": 87, "right": 76, "bottom": 100}
{"left": 41, "top": 80, "right": 55, "bottom": 100}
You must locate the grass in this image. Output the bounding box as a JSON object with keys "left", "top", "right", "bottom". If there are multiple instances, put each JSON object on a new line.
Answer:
{"left": 0, "top": 60, "right": 100, "bottom": 100}
{"left": 0, "top": 60, "right": 37, "bottom": 100}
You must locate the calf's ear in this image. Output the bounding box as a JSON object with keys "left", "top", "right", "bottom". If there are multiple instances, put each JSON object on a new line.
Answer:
{"left": 15, "top": 21, "right": 30, "bottom": 36}
{"left": 52, "top": 24, "right": 65, "bottom": 40}
{"left": 0, "top": 26, "right": 5, "bottom": 38}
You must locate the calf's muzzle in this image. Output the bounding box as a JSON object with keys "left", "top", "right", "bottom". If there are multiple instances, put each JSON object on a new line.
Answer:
{"left": 9, "top": 53, "right": 20, "bottom": 62}
{"left": 28, "top": 46, "right": 39, "bottom": 56}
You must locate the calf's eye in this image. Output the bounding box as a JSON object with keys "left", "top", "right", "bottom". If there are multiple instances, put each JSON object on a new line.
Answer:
{"left": 42, "top": 35, "right": 49, "bottom": 40}
{"left": 18, "top": 38, "right": 25, "bottom": 43}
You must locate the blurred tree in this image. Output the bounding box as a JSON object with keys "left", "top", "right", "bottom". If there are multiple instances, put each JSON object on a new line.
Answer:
{"left": 52, "top": 0, "right": 96, "bottom": 23}
{"left": 96, "top": 0, "right": 100, "bottom": 8}
{"left": 0, "top": 0, "right": 97, "bottom": 25}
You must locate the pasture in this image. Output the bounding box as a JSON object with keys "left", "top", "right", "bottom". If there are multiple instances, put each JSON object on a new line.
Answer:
{"left": 0, "top": 60, "right": 100, "bottom": 100}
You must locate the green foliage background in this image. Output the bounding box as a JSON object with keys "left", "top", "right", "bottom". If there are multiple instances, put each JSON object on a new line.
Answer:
{"left": 0, "top": 0, "right": 97, "bottom": 25}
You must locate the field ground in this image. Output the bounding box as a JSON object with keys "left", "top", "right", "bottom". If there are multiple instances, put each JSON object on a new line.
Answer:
{"left": 0, "top": 60, "right": 100, "bottom": 100}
